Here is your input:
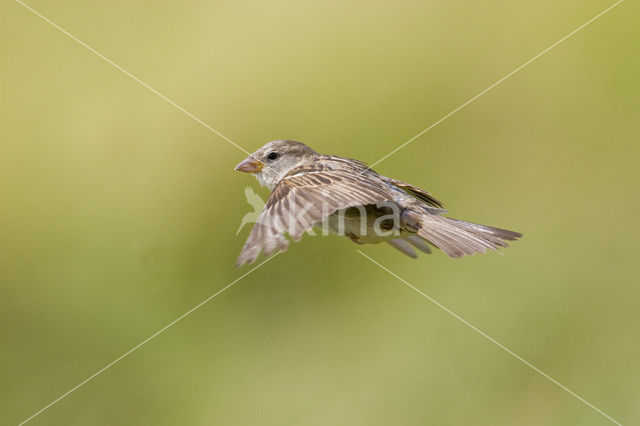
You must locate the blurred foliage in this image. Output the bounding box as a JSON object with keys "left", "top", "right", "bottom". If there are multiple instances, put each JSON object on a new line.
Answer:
{"left": 1, "top": 0, "right": 638, "bottom": 424}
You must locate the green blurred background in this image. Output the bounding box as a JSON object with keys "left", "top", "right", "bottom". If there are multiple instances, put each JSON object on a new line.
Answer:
{"left": 1, "top": 0, "right": 638, "bottom": 424}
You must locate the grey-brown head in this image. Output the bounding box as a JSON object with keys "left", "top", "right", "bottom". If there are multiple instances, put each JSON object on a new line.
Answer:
{"left": 235, "top": 140, "right": 319, "bottom": 190}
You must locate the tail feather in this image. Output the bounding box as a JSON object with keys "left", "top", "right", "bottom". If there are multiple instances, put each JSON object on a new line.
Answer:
{"left": 416, "top": 215, "right": 521, "bottom": 258}
{"left": 405, "top": 235, "right": 432, "bottom": 254}
{"left": 449, "top": 218, "right": 522, "bottom": 241}
{"left": 387, "top": 238, "right": 418, "bottom": 258}
{"left": 387, "top": 235, "right": 433, "bottom": 258}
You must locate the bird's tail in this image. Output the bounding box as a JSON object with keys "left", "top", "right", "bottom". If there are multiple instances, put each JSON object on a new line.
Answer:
{"left": 416, "top": 215, "right": 522, "bottom": 258}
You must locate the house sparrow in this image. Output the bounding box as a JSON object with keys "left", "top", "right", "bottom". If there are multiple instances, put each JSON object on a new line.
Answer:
{"left": 234, "top": 140, "right": 521, "bottom": 267}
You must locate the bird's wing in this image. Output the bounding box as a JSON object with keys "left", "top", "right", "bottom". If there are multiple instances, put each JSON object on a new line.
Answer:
{"left": 235, "top": 163, "right": 392, "bottom": 267}
{"left": 384, "top": 177, "right": 445, "bottom": 210}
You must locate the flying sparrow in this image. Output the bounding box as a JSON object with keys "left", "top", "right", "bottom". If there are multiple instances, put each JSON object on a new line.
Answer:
{"left": 234, "top": 140, "right": 521, "bottom": 267}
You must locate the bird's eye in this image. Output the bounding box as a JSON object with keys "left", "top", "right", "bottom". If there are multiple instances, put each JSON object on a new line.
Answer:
{"left": 267, "top": 152, "right": 279, "bottom": 160}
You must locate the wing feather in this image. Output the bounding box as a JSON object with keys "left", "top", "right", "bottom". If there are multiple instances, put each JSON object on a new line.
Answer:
{"left": 384, "top": 177, "right": 444, "bottom": 210}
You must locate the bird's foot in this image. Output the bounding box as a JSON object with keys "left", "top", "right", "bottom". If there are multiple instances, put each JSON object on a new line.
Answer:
{"left": 346, "top": 232, "right": 365, "bottom": 245}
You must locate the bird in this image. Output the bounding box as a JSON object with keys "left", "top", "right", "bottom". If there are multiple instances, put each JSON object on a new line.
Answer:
{"left": 233, "top": 140, "right": 521, "bottom": 267}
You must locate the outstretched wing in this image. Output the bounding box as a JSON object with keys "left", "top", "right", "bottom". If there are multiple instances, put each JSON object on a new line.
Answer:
{"left": 384, "top": 177, "right": 444, "bottom": 209}
{"left": 235, "top": 161, "right": 392, "bottom": 267}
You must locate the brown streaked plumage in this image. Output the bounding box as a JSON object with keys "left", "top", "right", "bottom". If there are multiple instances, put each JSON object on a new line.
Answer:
{"left": 234, "top": 140, "right": 521, "bottom": 267}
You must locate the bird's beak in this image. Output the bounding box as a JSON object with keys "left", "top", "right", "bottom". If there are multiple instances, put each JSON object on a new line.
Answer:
{"left": 235, "top": 157, "right": 263, "bottom": 173}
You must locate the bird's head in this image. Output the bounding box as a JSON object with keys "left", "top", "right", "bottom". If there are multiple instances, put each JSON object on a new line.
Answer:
{"left": 235, "top": 140, "right": 318, "bottom": 190}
